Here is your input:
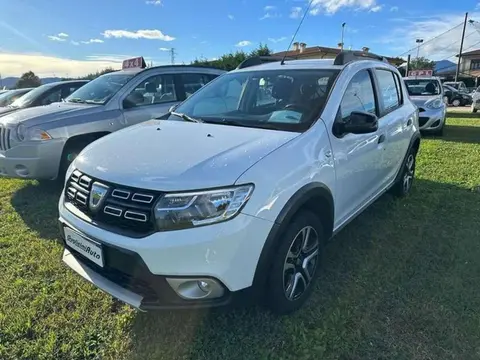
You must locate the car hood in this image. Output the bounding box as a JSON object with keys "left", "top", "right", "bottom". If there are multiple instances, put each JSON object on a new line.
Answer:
{"left": 410, "top": 95, "right": 441, "bottom": 107}
{"left": 74, "top": 120, "right": 299, "bottom": 191}
{"left": 0, "top": 106, "right": 18, "bottom": 118}
{"left": 0, "top": 102, "right": 102, "bottom": 126}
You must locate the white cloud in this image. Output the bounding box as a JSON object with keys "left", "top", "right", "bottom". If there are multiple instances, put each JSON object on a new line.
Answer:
{"left": 102, "top": 29, "right": 175, "bottom": 41}
{"left": 159, "top": 47, "right": 170, "bottom": 51}
{"left": 379, "top": 12, "right": 480, "bottom": 61}
{"left": 146, "top": 0, "right": 162, "bottom": 5}
{"left": 309, "top": 0, "right": 377, "bottom": 15}
{"left": 268, "top": 36, "right": 288, "bottom": 43}
{"left": 290, "top": 7, "right": 302, "bottom": 19}
{"left": 81, "top": 39, "right": 104, "bottom": 44}
{"left": 260, "top": 5, "right": 281, "bottom": 20}
{"left": 369, "top": 5, "right": 382, "bottom": 12}
{"left": 48, "top": 35, "right": 66, "bottom": 42}
{"left": 71, "top": 41, "right": 80, "bottom": 46}
{"left": 228, "top": 14, "right": 235, "bottom": 20}
{"left": 0, "top": 52, "right": 123, "bottom": 77}
{"left": 47, "top": 32, "right": 69, "bottom": 41}
{"left": 390, "top": 6, "right": 399, "bottom": 11}
{"left": 236, "top": 40, "right": 252, "bottom": 47}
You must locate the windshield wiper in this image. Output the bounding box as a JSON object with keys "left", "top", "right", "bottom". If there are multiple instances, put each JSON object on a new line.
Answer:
{"left": 171, "top": 111, "right": 203, "bottom": 123}
{"left": 210, "top": 118, "right": 283, "bottom": 131}
{"left": 67, "top": 98, "right": 86, "bottom": 104}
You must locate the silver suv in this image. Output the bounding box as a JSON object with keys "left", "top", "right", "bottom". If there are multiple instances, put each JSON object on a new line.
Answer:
{"left": 0, "top": 57, "right": 224, "bottom": 180}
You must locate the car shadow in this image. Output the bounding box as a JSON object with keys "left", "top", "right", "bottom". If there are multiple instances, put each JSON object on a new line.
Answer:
{"left": 446, "top": 111, "right": 480, "bottom": 119}
{"left": 125, "top": 178, "right": 480, "bottom": 360}
{"left": 10, "top": 181, "right": 63, "bottom": 240}
{"left": 439, "top": 125, "right": 480, "bottom": 144}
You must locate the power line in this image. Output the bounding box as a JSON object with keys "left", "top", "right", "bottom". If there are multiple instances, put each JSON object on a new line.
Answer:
{"left": 433, "top": 39, "right": 480, "bottom": 74}
{"left": 396, "top": 22, "right": 464, "bottom": 57}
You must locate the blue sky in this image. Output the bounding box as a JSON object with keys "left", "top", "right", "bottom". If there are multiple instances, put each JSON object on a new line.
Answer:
{"left": 0, "top": 0, "right": 479, "bottom": 77}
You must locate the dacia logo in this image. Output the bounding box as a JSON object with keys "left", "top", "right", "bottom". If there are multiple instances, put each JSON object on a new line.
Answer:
{"left": 89, "top": 182, "right": 109, "bottom": 211}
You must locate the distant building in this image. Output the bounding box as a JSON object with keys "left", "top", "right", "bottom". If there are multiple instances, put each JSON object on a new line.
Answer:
{"left": 272, "top": 42, "right": 404, "bottom": 66}
{"left": 458, "top": 48, "right": 480, "bottom": 78}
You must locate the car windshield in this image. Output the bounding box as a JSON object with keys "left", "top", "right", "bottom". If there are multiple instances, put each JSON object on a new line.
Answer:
{"left": 10, "top": 84, "right": 54, "bottom": 108}
{"left": 65, "top": 72, "right": 135, "bottom": 105}
{"left": 0, "top": 89, "right": 30, "bottom": 107}
{"left": 167, "top": 69, "right": 339, "bottom": 132}
{"left": 404, "top": 79, "right": 441, "bottom": 96}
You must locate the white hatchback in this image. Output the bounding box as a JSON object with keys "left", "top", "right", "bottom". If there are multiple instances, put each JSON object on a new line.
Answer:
{"left": 58, "top": 52, "right": 421, "bottom": 314}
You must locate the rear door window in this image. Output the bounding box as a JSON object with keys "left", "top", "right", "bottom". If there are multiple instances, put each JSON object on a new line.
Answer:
{"left": 375, "top": 69, "right": 401, "bottom": 115}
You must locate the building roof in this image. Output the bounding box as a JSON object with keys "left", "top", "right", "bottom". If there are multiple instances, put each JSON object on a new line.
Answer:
{"left": 272, "top": 45, "right": 404, "bottom": 65}
{"left": 459, "top": 49, "right": 480, "bottom": 57}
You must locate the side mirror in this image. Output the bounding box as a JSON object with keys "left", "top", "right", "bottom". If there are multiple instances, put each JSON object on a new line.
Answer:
{"left": 343, "top": 111, "right": 378, "bottom": 134}
{"left": 123, "top": 92, "right": 144, "bottom": 109}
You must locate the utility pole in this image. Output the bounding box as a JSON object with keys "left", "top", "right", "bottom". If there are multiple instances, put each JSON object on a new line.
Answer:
{"left": 406, "top": 54, "right": 411, "bottom": 77}
{"left": 170, "top": 48, "right": 176, "bottom": 65}
{"left": 455, "top": 12, "right": 468, "bottom": 82}
{"left": 415, "top": 39, "right": 423, "bottom": 59}
{"left": 340, "top": 23, "right": 346, "bottom": 51}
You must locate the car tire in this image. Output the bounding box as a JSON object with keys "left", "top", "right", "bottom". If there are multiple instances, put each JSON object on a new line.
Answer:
{"left": 472, "top": 107, "right": 478, "bottom": 113}
{"left": 391, "top": 147, "right": 417, "bottom": 197}
{"left": 265, "top": 210, "right": 324, "bottom": 315}
{"left": 58, "top": 140, "right": 90, "bottom": 183}
{"left": 452, "top": 99, "right": 461, "bottom": 107}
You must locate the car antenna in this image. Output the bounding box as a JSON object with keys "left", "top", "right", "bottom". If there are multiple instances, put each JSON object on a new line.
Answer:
{"left": 281, "top": 0, "right": 315, "bottom": 65}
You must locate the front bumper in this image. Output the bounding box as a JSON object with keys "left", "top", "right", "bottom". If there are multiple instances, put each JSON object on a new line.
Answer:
{"left": 58, "top": 193, "right": 274, "bottom": 310}
{"left": 472, "top": 99, "right": 480, "bottom": 110}
{"left": 0, "top": 139, "right": 65, "bottom": 179}
{"left": 418, "top": 106, "right": 446, "bottom": 132}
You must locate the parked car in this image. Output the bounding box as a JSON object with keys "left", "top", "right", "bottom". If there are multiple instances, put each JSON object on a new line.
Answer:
{"left": 443, "top": 84, "right": 472, "bottom": 107}
{"left": 58, "top": 52, "right": 420, "bottom": 314}
{"left": 0, "top": 57, "right": 224, "bottom": 180}
{"left": 0, "top": 88, "right": 34, "bottom": 107}
{"left": 403, "top": 77, "right": 446, "bottom": 135}
{"left": 0, "top": 80, "right": 88, "bottom": 118}
{"left": 470, "top": 86, "right": 480, "bottom": 113}
{"left": 443, "top": 81, "right": 468, "bottom": 93}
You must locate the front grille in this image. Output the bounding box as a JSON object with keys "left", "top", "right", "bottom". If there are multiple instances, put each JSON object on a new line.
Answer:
{"left": 418, "top": 107, "right": 426, "bottom": 113}
{"left": 0, "top": 125, "right": 11, "bottom": 151}
{"left": 65, "top": 170, "right": 161, "bottom": 236}
{"left": 419, "top": 117, "right": 429, "bottom": 126}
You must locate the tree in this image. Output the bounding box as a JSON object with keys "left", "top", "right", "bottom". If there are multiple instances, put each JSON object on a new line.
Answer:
{"left": 63, "top": 67, "right": 117, "bottom": 81}
{"left": 192, "top": 43, "right": 273, "bottom": 71}
{"left": 16, "top": 71, "right": 41, "bottom": 88}
{"left": 409, "top": 57, "right": 435, "bottom": 70}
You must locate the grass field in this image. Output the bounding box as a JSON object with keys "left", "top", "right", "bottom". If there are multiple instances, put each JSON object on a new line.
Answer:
{"left": 1, "top": 113, "right": 480, "bottom": 359}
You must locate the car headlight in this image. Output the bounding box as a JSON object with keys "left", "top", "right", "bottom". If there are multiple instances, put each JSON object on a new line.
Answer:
{"left": 154, "top": 185, "right": 254, "bottom": 230}
{"left": 425, "top": 98, "right": 444, "bottom": 109}
{"left": 15, "top": 125, "right": 52, "bottom": 142}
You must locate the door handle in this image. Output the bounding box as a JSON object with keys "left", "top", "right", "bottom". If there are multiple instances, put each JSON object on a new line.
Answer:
{"left": 378, "top": 134, "right": 386, "bottom": 144}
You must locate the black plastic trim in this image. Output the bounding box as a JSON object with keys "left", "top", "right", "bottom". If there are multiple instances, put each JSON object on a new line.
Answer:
{"left": 251, "top": 183, "right": 334, "bottom": 293}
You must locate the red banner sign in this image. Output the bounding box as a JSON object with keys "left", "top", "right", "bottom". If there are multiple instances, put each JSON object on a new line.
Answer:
{"left": 408, "top": 69, "right": 433, "bottom": 77}
{"left": 122, "top": 57, "right": 147, "bottom": 70}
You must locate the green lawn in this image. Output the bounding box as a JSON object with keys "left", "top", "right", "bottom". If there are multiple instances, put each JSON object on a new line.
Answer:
{"left": 1, "top": 114, "right": 480, "bottom": 360}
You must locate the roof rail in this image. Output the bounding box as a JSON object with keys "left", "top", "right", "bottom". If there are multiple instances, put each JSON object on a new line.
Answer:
{"left": 334, "top": 51, "right": 389, "bottom": 66}
{"left": 236, "top": 56, "right": 296, "bottom": 70}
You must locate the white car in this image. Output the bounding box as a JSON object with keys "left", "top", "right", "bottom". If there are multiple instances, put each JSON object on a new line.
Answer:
{"left": 471, "top": 86, "right": 480, "bottom": 113}
{"left": 58, "top": 52, "right": 421, "bottom": 314}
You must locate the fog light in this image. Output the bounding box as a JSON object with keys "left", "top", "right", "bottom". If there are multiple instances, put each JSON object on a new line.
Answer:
{"left": 166, "top": 278, "right": 225, "bottom": 300}
{"left": 198, "top": 280, "right": 210, "bottom": 293}
{"left": 14, "top": 164, "right": 29, "bottom": 177}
